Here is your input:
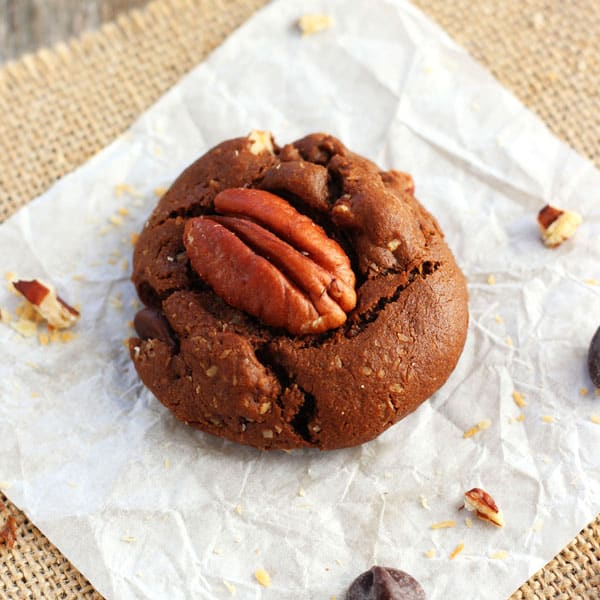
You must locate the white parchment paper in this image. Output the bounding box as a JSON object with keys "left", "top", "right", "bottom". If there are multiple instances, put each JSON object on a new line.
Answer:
{"left": 1, "top": 1, "right": 599, "bottom": 598}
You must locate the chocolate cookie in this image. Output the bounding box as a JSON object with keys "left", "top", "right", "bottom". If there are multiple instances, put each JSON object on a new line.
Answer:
{"left": 129, "top": 131, "right": 468, "bottom": 450}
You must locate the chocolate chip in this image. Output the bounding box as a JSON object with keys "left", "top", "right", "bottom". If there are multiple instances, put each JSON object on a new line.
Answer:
{"left": 134, "top": 308, "right": 175, "bottom": 346}
{"left": 588, "top": 326, "right": 600, "bottom": 389}
{"left": 346, "top": 566, "right": 426, "bottom": 600}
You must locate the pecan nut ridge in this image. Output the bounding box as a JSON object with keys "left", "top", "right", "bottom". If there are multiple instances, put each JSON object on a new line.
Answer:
{"left": 183, "top": 189, "right": 357, "bottom": 335}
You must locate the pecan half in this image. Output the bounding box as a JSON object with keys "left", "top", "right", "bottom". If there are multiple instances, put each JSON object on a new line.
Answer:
{"left": 463, "top": 487, "right": 505, "bottom": 527}
{"left": 12, "top": 279, "right": 79, "bottom": 329}
{"left": 183, "top": 188, "right": 356, "bottom": 334}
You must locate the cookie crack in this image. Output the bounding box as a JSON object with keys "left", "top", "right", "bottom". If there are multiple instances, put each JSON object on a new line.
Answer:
{"left": 254, "top": 343, "right": 318, "bottom": 444}
{"left": 289, "top": 390, "right": 317, "bottom": 444}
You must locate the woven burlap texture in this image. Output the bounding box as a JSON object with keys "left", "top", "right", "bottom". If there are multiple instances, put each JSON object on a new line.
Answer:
{"left": 0, "top": 0, "right": 598, "bottom": 598}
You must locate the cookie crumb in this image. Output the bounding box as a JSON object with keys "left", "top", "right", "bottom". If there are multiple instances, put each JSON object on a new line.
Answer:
{"left": 590, "top": 415, "right": 600, "bottom": 425}
{"left": 223, "top": 580, "right": 236, "bottom": 595}
{"left": 490, "top": 550, "right": 508, "bottom": 560}
{"left": 39, "top": 333, "right": 49, "bottom": 346}
{"left": 130, "top": 232, "right": 140, "bottom": 247}
{"left": 583, "top": 278, "right": 598, "bottom": 286}
{"left": 487, "top": 274, "right": 496, "bottom": 285}
{"left": 512, "top": 391, "right": 527, "bottom": 408}
{"left": 154, "top": 186, "right": 168, "bottom": 198}
{"left": 109, "top": 215, "right": 124, "bottom": 226}
{"left": 449, "top": 543, "right": 464, "bottom": 560}
{"left": 506, "top": 336, "right": 514, "bottom": 346}
{"left": 463, "top": 419, "right": 491, "bottom": 438}
{"left": 114, "top": 183, "right": 141, "bottom": 198}
{"left": 0, "top": 481, "right": 12, "bottom": 490}
{"left": 297, "top": 14, "right": 333, "bottom": 36}
{"left": 235, "top": 504, "right": 243, "bottom": 515}
{"left": 542, "top": 415, "right": 555, "bottom": 424}
{"left": 532, "top": 519, "right": 544, "bottom": 532}
{"left": 494, "top": 315, "right": 503, "bottom": 324}
{"left": 121, "top": 535, "right": 137, "bottom": 543}
{"left": 430, "top": 520, "right": 456, "bottom": 530}
{"left": 11, "top": 319, "right": 38, "bottom": 337}
{"left": 117, "top": 207, "right": 130, "bottom": 216}
{"left": 580, "top": 387, "right": 589, "bottom": 397}
{"left": 254, "top": 568, "right": 271, "bottom": 587}
{"left": 516, "top": 414, "right": 525, "bottom": 422}
{"left": 109, "top": 294, "right": 123, "bottom": 310}
{"left": 465, "top": 517, "right": 473, "bottom": 528}
{"left": 424, "top": 549, "right": 436, "bottom": 558}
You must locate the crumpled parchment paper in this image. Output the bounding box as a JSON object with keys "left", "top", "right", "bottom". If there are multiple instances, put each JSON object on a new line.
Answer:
{"left": 1, "top": 1, "right": 599, "bottom": 598}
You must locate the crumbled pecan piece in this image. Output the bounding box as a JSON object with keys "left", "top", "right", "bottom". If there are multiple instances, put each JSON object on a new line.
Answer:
{"left": 0, "top": 515, "right": 17, "bottom": 549}
{"left": 463, "top": 487, "right": 504, "bottom": 527}
{"left": 537, "top": 204, "right": 582, "bottom": 248}
{"left": 12, "top": 279, "right": 79, "bottom": 330}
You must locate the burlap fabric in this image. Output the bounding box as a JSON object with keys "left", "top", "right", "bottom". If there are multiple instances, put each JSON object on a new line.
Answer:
{"left": 0, "top": 0, "right": 598, "bottom": 597}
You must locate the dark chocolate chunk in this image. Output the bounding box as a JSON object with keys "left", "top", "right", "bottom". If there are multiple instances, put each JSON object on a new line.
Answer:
{"left": 346, "top": 566, "right": 426, "bottom": 600}
{"left": 588, "top": 326, "right": 600, "bottom": 389}
{"left": 134, "top": 308, "right": 175, "bottom": 346}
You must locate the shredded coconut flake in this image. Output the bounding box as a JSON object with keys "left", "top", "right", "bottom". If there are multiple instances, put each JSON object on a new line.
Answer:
{"left": 512, "top": 391, "right": 527, "bottom": 407}
{"left": 463, "top": 419, "right": 491, "bottom": 438}
{"left": 297, "top": 13, "right": 334, "bottom": 35}
{"left": 449, "top": 543, "right": 464, "bottom": 560}
{"left": 254, "top": 569, "right": 271, "bottom": 587}
{"left": 114, "top": 183, "right": 141, "bottom": 198}
{"left": 121, "top": 535, "right": 137, "bottom": 543}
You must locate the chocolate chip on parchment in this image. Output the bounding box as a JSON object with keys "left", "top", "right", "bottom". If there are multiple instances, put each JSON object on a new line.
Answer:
{"left": 588, "top": 326, "right": 600, "bottom": 389}
{"left": 346, "top": 566, "right": 426, "bottom": 600}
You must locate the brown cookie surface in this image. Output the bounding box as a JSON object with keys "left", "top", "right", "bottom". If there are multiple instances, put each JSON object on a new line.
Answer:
{"left": 129, "top": 132, "right": 468, "bottom": 450}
